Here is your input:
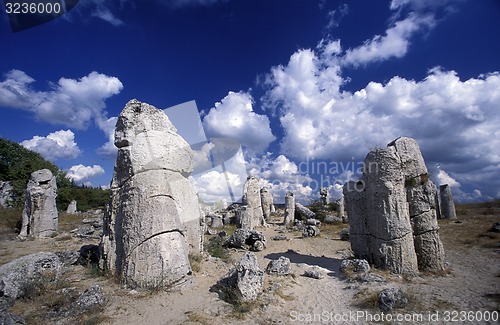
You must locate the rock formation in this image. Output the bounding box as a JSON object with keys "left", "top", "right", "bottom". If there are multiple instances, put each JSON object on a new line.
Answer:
{"left": 217, "top": 252, "right": 264, "bottom": 303}
{"left": 66, "top": 200, "right": 77, "bottom": 214}
{"left": 235, "top": 206, "right": 256, "bottom": 230}
{"left": 266, "top": 256, "right": 291, "bottom": 275}
{"left": 0, "top": 252, "right": 63, "bottom": 299}
{"left": 295, "top": 202, "right": 316, "bottom": 219}
{"left": 225, "top": 228, "right": 266, "bottom": 251}
{"left": 19, "top": 169, "right": 58, "bottom": 239}
{"left": 439, "top": 184, "right": 457, "bottom": 219}
{"left": 283, "top": 191, "right": 295, "bottom": 226}
{"left": 337, "top": 195, "right": 346, "bottom": 222}
{"left": 343, "top": 137, "right": 445, "bottom": 274}
{"left": 0, "top": 181, "right": 13, "bottom": 208}
{"left": 320, "top": 187, "right": 329, "bottom": 205}
{"left": 242, "top": 176, "right": 264, "bottom": 226}
{"left": 101, "top": 99, "right": 202, "bottom": 289}
{"left": 260, "top": 187, "right": 274, "bottom": 222}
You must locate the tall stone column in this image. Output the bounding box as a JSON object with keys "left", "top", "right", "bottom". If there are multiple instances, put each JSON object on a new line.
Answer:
{"left": 242, "top": 176, "right": 264, "bottom": 226}
{"left": 283, "top": 191, "right": 295, "bottom": 226}
{"left": 440, "top": 184, "right": 457, "bottom": 219}
{"left": 260, "top": 187, "right": 274, "bottom": 222}
{"left": 101, "top": 99, "right": 201, "bottom": 289}
{"left": 19, "top": 169, "right": 58, "bottom": 239}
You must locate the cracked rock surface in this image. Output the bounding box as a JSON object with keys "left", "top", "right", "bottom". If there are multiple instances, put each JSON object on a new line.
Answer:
{"left": 101, "top": 99, "right": 201, "bottom": 289}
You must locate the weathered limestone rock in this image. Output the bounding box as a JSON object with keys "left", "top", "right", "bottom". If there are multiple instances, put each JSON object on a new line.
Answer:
{"left": 218, "top": 252, "right": 264, "bottom": 302}
{"left": 337, "top": 196, "right": 346, "bottom": 222}
{"left": 302, "top": 225, "right": 320, "bottom": 237}
{"left": 324, "top": 215, "right": 342, "bottom": 224}
{"left": 379, "top": 287, "right": 408, "bottom": 312}
{"left": 0, "top": 252, "right": 63, "bottom": 299}
{"left": 339, "top": 259, "right": 370, "bottom": 280}
{"left": 235, "top": 206, "right": 256, "bottom": 230}
{"left": 392, "top": 137, "right": 445, "bottom": 272}
{"left": 440, "top": 184, "right": 457, "bottom": 219}
{"left": 0, "top": 181, "right": 13, "bottom": 208}
{"left": 260, "top": 187, "right": 274, "bottom": 222}
{"left": 295, "top": 202, "right": 316, "bottom": 219}
{"left": 71, "top": 284, "right": 105, "bottom": 315}
{"left": 242, "top": 176, "right": 264, "bottom": 226}
{"left": 209, "top": 214, "right": 223, "bottom": 229}
{"left": 344, "top": 137, "right": 445, "bottom": 274}
{"left": 66, "top": 200, "right": 77, "bottom": 214}
{"left": 225, "top": 228, "right": 266, "bottom": 251}
{"left": 101, "top": 99, "right": 201, "bottom": 289}
{"left": 320, "top": 187, "right": 329, "bottom": 205}
{"left": 19, "top": 169, "right": 58, "bottom": 239}
{"left": 266, "top": 256, "right": 291, "bottom": 275}
{"left": 283, "top": 191, "right": 295, "bottom": 226}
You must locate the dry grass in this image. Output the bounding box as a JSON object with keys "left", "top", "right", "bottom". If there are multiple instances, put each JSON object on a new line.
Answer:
{"left": 188, "top": 252, "right": 203, "bottom": 273}
{"left": 184, "top": 311, "right": 212, "bottom": 324}
{"left": 0, "top": 207, "right": 22, "bottom": 233}
{"left": 439, "top": 200, "right": 499, "bottom": 249}
{"left": 59, "top": 212, "right": 86, "bottom": 232}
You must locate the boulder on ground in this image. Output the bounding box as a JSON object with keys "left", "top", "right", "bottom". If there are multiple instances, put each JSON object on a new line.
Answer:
{"left": 225, "top": 228, "right": 266, "bottom": 251}
{"left": 217, "top": 252, "right": 264, "bottom": 303}
{"left": 339, "top": 259, "right": 370, "bottom": 279}
{"left": 379, "top": 287, "right": 408, "bottom": 312}
{"left": 302, "top": 225, "right": 320, "bottom": 237}
{"left": 0, "top": 252, "right": 62, "bottom": 299}
{"left": 71, "top": 284, "right": 105, "bottom": 315}
{"left": 265, "top": 256, "right": 291, "bottom": 275}
{"left": 295, "top": 202, "right": 316, "bottom": 219}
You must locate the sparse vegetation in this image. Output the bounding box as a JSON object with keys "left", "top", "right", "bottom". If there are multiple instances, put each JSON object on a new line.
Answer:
{"left": 188, "top": 252, "right": 203, "bottom": 273}
{"left": 0, "top": 138, "right": 110, "bottom": 211}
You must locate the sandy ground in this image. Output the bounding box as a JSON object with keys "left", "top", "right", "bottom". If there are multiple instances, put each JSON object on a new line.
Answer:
{"left": 1, "top": 206, "right": 499, "bottom": 325}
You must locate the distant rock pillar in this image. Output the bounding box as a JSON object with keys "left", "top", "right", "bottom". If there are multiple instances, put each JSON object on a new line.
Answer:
{"left": 283, "top": 191, "right": 295, "bottom": 226}
{"left": 236, "top": 206, "right": 255, "bottom": 230}
{"left": 66, "top": 200, "right": 77, "bottom": 214}
{"left": 19, "top": 169, "right": 58, "bottom": 239}
{"left": 439, "top": 184, "right": 457, "bottom": 219}
{"left": 260, "top": 187, "right": 274, "bottom": 222}
{"left": 320, "top": 187, "right": 329, "bottom": 205}
{"left": 337, "top": 195, "right": 346, "bottom": 223}
{"left": 242, "top": 176, "right": 264, "bottom": 226}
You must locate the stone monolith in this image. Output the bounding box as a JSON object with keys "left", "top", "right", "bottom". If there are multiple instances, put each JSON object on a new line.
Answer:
{"left": 284, "top": 191, "right": 295, "bottom": 226}
{"left": 242, "top": 176, "right": 264, "bottom": 226}
{"left": 101, "top": 99, "right": 202, "bottom": 289}
{"left": 260, "top": 187, "right": 274, "bottom": 222}
{"left": 66, "top": 200, "right": 77, "bottom": 214}
{"left": 439, "top": 184, "right": 457, "bottom": 219}
{"left": 344, "top": 137, "right": 446, "bottom": 274}
{"left": 19, "top": 169, "right": 58, "bottom": 239}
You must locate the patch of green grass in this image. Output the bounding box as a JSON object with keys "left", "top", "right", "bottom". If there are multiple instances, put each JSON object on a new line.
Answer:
{"left": 204, "top": 236, "right": 229, "bottom": 261}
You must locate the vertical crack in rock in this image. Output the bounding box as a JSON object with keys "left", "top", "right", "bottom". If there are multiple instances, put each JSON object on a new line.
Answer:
{"left": 344, "top": 137, "right": 445, "bottom": 274}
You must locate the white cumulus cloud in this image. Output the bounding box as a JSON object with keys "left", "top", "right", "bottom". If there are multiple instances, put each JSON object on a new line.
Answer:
{"left": 0, "top": 70, "right": 123, "bottom": 130}
{"left": 21, "top": 130, "right": 81, "bottom": 161}
{"left": 203, "top": 91, "right": 276, "bottom": 154}
{"left": 66, "top": 164, "right": 105, "bottom": 184}
{"left": 342, "top": 13, "right": 435, "bottom": 66}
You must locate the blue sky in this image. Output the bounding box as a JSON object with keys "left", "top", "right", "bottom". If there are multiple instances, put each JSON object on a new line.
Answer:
{"left": 0, "top": 0, "right": 499, "bottom": 204}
